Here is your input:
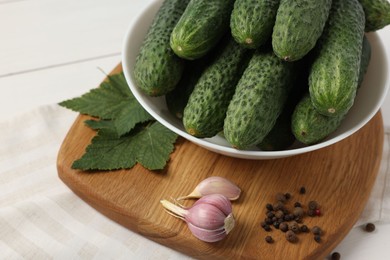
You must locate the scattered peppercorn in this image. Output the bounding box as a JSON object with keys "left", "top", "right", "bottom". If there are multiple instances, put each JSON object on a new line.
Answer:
{"left": 274, "top": 202, "right": 286, "bottom": 211}
{"left": 293, "top": 207, "right": 304, "bottom": 217}
{"left": 312, "top": 226, "right": 322, "bottom": 235}
{"left": 294, "top": 202, "right": 302, "bottom": 208}
{"left": 307, "top": 209, "right": 316, "bottom": 217}
{"left": 290, "top": 221, "right": 300, "bottom": 233}
{"left": 263, "top": 225, "right": 272, "bottom": 232}
{"left": 314, "top": 234, "right": 321, "bottom": 243}
{"left": 299, "top": 187, "right": 306, "bottom": 194}
{"left": 265, "top": 236, "right": 274, "bottom": 243}
{"left": 365, "top": 223, "right": 375, "bottom": 232}
{"left": 286, "top": 230, "right": 298, "bottom": 243}
{"left": 284, "top": 193, "right": 291, "bottom": 200}
{"left": 300, "top": 225, "right": 309, "bottom": 233}
{"left": 280, "top": 222, "right": 289, "bottom": 232}
{"left": 273, "top": 221, "right": 280, "bottom": 229}
{"left": 275, "top": 210, "right": 284, "bottom": 219}
{"left": 265, "top": 217, "right": 273, "bottom": 225}
{"left": 260, "top": 222, "right": 267, "bottom": 228}
{"left": 267, "top": 211, "right": 275, "bottom": 219}
{"left": 331, "top": 252, "right": 341, "bottom": 260}
{"left": 308, "top": 200, "right": 318, "bottom": 210}
{"left": 276, "top": 193, "right": 287, "bottom": 203}
{"left": 266, "top": 203, "right": 274, "bottom": 211}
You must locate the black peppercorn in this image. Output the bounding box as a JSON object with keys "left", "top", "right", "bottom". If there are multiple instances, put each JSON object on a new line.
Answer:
{"left": 260, "top": 222, "right": 267, "bottom": 228}
{"left": 312, "top": 226, "right": 323, "bottom": 235}
{"left": 273, "top": 221, "right": 280, "bottom": 229}
{"left": 308, "top": 200, "right": 318, "bottom": 210}
{"left": 307, "top": 209, "right": 316, "bottom": 217}
{"left": 275, "top": 210, "right": 284, "bottom": 219}
{"left": 263, "top": 224, "right": 272, "bottom": 232}
{"left": 274, "top": 202, "right": 286, "bottom": 211}
{"left": 365, "top": 223, "right": 375, "bottom": 232}
{"left": 265, "top": 217, "right": 273, "bottom": 225}
{"left": 300, "top": 225, "right": 309, "bottom": 233}
{"left": 284, "top": 193, "right": 291, "bottom": 200}
{"left": 266, "top": 203, "right": 274, "bottom": 211}
{"left": 265, "top": 235, "right": 274, "bottom": 243}
{"left": 276, "top": 192, "right": 287, "bottom": 203}
{"left": 294, "top": 202, "right": 302, "bottom": 208}
{"left": 267, "top": 211, "right": 275, "bottom": 219}
{"left": 289, "top": 221, "right": 300, "bottom": 233}
{"left": 314, "top": 234, "right": 321, "bottom": 243}
{"left": 293, "top": 207, "right": 304, "bottom": 217}
{"left": 286, "top": 230, "right": 298, "bottom": 243}
{"left": 331, "top": 252, "right": 341, "bottom": 260}
{"left": 280, "top": 222, "right": 289, "bottom": 232}
{"left": 299, "top": 186, "right": 306, "bottom": 194}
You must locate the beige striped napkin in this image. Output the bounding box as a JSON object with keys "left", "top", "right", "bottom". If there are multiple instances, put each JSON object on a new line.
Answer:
{"left": 0, "top": 104, "right": 389, "bottom": 259}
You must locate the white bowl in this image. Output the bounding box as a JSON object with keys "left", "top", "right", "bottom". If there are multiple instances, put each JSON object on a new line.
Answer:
{"left": 122, "top": 0, "right": 390, "bottom": 159}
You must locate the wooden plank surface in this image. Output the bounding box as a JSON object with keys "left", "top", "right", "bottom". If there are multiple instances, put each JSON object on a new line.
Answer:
{"left": 57, "top": 66, "right": 384, "bottom": 260}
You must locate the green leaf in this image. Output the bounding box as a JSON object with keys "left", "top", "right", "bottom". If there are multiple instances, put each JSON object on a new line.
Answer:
{"left": 72, "top": 121, "right": 178, "bottom": 171}
{"left": 84, "top": 119, "right": 113, "bottom": 130}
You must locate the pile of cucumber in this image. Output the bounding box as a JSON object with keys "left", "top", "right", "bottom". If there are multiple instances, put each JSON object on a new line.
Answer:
{"left": 133, "top": 0, "right": 390, "bottom": 150}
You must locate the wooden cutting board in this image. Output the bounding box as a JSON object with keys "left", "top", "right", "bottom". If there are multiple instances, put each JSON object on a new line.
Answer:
{"left": 57, "top": 65, "right": 384, "bottom": 260}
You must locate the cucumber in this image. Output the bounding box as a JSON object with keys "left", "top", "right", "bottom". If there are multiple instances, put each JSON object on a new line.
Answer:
{"left": 223, "top": 49, "right": 295, "bottom": 150}
{"left": 291, "top": 94, "right": 345, "bottom": 145}
{"left": 170, "top": 0, "right": 234, "bottom": 60}
{"left": 359, "top": 0, "right": 390, "bottom": 32}
{"left": 183, "top": 37, "right": 251, "bottom": 138}
{"left": 291, "top": 39, "right": 372, "bottom": 145}
{"left": 133, "top": 0, "right": 190, "bottom": 96}
{"left": 309, "top": 0, "right": 365, "bottom": 117}
{"left": 272, "top": 0, "right": 332, "bottom": 62}
{"left": 258, "top": 64, "right": 309, "bottom": 151}
{"left": 165, "top": 58, "right": 208, "bottom": 119}
{"left": 230, "top": 0, "right": 280, "bottom": 49}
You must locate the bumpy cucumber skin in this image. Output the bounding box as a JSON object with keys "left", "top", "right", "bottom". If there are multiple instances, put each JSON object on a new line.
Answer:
{"left": 272, "top": 0, "right": 332, "bottom": 62}
{"left": 170, "top": 0, "right": 234, "bottom": 60}
{"left": 291, "top": 36, "right": 371, "bottom": 146}
{"left": 291, "top": 94, "right": 344, "bottom": 145}
{"left": 359, "top": 0, "right": 390, "bottom": 32}
{"left": 133, "top": 0, "right": 190, "bottom": 97}
{"left": 230, "top": 0, "right": 280, "bottom": 49}
{"left": 309, "top": 0, "right": 365, "bottom": 117}
{"left": 183, "top": 38, "right": 251, "bottom": 138}
{"left": 224, "top": 49, "right": 295, "bottom": 150}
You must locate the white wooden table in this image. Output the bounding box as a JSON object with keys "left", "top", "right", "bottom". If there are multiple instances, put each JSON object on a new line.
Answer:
{"left": 1, "top": 0, "right": 390, "bottom": 259}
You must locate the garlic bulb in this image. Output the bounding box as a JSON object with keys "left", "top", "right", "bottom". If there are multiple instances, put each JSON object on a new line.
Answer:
{"left": 160, "top": 194, "right": 235, "bottom": 242}
{"left": 177, "top": 176, "right": 241, "bottom": 200}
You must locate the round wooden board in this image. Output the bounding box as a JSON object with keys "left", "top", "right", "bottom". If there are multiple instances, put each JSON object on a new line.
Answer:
{"left": 57, "top": 68, "right": 384, "bottom": 260}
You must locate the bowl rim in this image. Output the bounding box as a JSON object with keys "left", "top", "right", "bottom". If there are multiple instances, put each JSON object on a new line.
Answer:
{"left": 121, "top": 0, "right": 390, "bottom": 159}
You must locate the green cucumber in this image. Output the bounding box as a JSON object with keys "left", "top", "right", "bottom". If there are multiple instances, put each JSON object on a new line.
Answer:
{"left": 272, "top": 0, "right": 332, "bottom": 62}
{"left": 309, "top": 0, "right": 365, "bottom": 117}
{"left": 133, "top": 0, "right": 190, "bottom": 96}
{"left": 230, "top": 0, "right": 280, "bottom": 49}
{"left": 223, "top": 49, "right": 295, "bottom": 150}
{"left": 170, "top": 0, "right": 234, "bottom": 60}
{"left": 291, "top": 94, "right": 345, "bottom": 145}
{"left": 183, "top": 37, "right": 251, "bottom": 138}
{"left": 291, "top": 39, "right": 372, "bottom": 145}
{"left": 359, "top": 0, "right": 390, "bottom": 32}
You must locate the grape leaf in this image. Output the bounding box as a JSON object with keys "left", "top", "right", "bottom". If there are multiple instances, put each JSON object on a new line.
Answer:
{"left": 72, "top": 121, "right": 178, "bottom": 171}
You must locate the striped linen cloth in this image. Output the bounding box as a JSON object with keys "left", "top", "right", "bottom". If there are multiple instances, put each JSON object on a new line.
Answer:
{"left": 0, "top": 104, "right": 389, "bottom": 259}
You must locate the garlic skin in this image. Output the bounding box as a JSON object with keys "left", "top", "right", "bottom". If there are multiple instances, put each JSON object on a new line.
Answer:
{"left": 177, "top": 176, "right": 241, "bottom": 201}
{"left": 160, "top": 194, "right": 235, "bottom": 242}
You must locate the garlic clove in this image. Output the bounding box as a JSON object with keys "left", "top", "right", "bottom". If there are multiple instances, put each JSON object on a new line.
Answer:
{"left": 187, "top": 222, "right": 227, "bottom": 243}
{"left": 185, "top": 203, "right": 227, "bottom": 230}
{"left": 177, "top": 176, "right": 241, "bottom": 200}
{"left": 193, "top": 194, "right": 232, "bottom": 216}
